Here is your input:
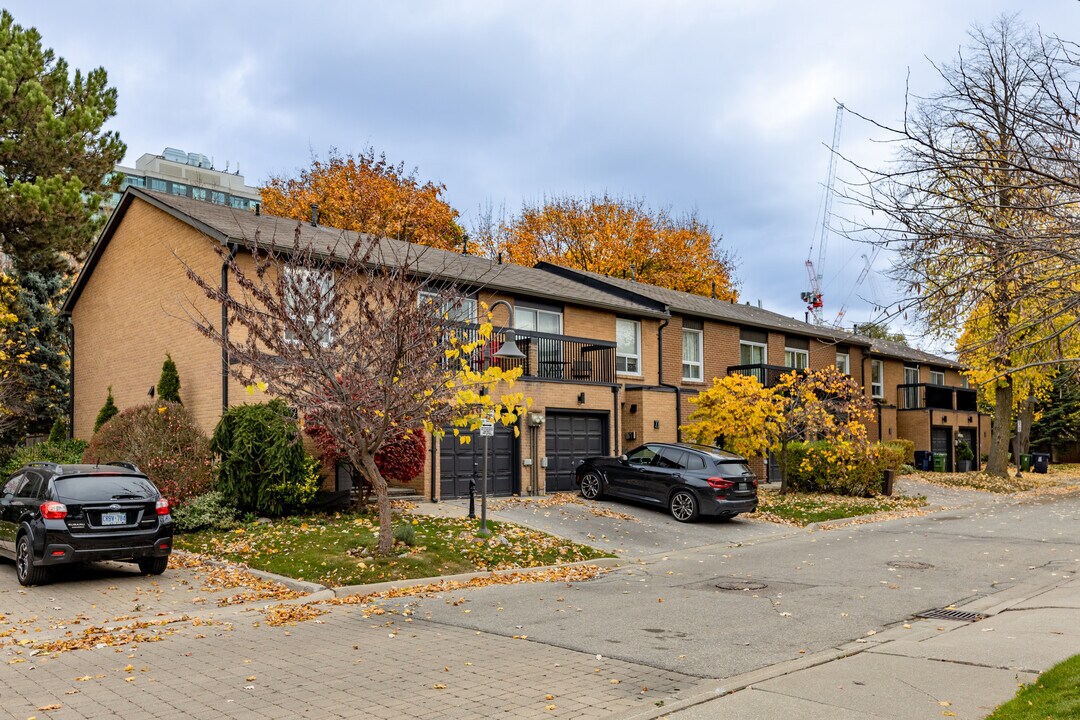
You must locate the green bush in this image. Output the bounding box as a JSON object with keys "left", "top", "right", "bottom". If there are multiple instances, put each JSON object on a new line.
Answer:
{"left": 94, "top": 386, "right": 119, "bottom": 433}
{"left": 885, "top": 439, "right": 915, "bottom": 465}
{"left": 784, "top": 440, "right": 903, "bottom": 497}
{"left": 48, "top": 417, "right": 67, "bottom": 443}
{"left": 898, "top": 463, "right": 917, "bottom": 476}
{"left": 171, "top": 491, "right": 239, "bottom": 533}
{"left": 1, "top": 439, "right": 89, "bottom": 478}
{"left": 956, "top": 440, "right": 974, "bottom": 462}
{"left": 211, "top": 401, "right": 318, "bottom": 517}
{"left": 83, "top": 402, "right": 212, "bottom": 506}
{"left": 157, "top": 353, "right": 182, "bottom": 404}
{"left": 393, "top": 522, "right": 417, "bottom": 546}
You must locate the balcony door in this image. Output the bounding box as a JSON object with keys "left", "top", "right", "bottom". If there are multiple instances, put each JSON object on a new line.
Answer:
{"left": 903, "top": 366, "right": 919, "bottom": 408}
{"left": 516, "top": 306, "right": 564, "bottom": 378}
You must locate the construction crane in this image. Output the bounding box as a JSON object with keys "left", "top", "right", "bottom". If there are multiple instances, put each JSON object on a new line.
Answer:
{"left": 833, "top": 247, "right": 880, "bottom": 326}
{"left": 802, "top": 101, "right": 844, "bottom": 324}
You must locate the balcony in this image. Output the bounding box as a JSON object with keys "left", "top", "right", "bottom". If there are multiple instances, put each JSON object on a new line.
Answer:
{"left": 727, "top": 363, "right": 804, "bottom": 388}
{"left": 452, "top": 323, "right": 617, "bottom": 384}
{"left": 897, "top": 383, "right": 978, "bottom": 411}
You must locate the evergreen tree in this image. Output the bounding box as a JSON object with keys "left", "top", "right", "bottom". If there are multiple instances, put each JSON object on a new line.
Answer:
{"left": 157, "top": 353, "right": 182, "bottom": 404}
{"left": 6, "top": 270, "right": 69, "bottom": 437}
{"left": 1030, "top": 370, "right": 1080, "bottom": 453}
{"left": 47, "top": 416, "right": 67, "bottom": 443}
{"left": 94, "top": 387, "right": 118, "bottom": 433}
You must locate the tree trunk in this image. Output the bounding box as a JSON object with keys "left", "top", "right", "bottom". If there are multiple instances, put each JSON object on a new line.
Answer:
{"left": 778, "top": 440, "right": 790, "bottom": 494}
{"left": 986, "top": 375, "right": 1013, "bottom": 477}
{"left": 353, "top": 450, "right": 394, "bottom": 555}
{"left": 1018, "top": 393, "right": 1036, "bottom": 456}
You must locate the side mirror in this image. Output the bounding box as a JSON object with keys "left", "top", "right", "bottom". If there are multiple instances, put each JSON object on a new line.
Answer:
{"left": 619, "top": 454, "right": 628, "bottom": 463}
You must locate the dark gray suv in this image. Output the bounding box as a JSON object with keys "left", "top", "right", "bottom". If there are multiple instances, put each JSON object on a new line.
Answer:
{"left": 0, "top": 462, "right": 173, "bottom": 586}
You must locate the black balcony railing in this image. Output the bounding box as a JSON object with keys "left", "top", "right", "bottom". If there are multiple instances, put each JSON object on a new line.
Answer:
{"left": 449, "top": 323, "right": 617, "bottom": 384}
{"left": 897, "top": 383, "right": 978, "bottom": 411}
{"left": 726, "top": 363, "right": 804, "bottom": 388}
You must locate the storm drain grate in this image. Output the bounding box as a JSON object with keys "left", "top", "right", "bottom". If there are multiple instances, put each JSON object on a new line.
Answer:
{"left": 887, "top": 560, "right": 935, "bottom": 570}
{"left": 914, "top": 608, "right": 986, "bottom": 623}
{"left": 715, "top": 581, "right": 768, "bottom": 592}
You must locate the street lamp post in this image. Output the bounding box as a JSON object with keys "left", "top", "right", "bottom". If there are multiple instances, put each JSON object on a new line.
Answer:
{"left": 479, "top": 300, "right": 526, "bottom": 535}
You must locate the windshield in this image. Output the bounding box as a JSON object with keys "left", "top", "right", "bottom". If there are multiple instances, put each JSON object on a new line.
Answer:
{"left": 53, "top": 475, "right": 158, "bottom": 502}
{"left": 714, "top": 462, "right": 753, "bottom": 479}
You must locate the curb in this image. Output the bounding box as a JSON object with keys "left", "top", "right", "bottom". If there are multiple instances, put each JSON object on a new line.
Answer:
{"left": 175, "top": 551, "right": 330, "bottom": 595}
{"left": 329, "top": 556, "right": 625, "bottom": 599}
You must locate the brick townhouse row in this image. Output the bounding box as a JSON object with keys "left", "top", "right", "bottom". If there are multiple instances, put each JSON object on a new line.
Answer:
{"left": 61, "top": 188, "right": 990, "bottom": 500}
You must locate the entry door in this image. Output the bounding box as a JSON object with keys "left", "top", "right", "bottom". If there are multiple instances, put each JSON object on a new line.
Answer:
{"left": 931, "top": 427, "right": 953, "bottom": 472}
{"left": 545, "top": 412, "right": 608, "bottom": 492}
{"left": 440, "top": 426, "right": 516, "bottom": 499}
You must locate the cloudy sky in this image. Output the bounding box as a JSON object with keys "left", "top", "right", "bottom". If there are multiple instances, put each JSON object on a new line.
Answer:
{"left": 6, "top": 1, "right": 1076, "bottom": 345}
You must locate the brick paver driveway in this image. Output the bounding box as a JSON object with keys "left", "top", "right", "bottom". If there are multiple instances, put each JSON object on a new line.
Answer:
{"left": 0, "top": 556, "right": 702, "bottom": 719}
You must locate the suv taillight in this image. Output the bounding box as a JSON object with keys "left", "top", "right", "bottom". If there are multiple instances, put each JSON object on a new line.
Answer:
{"left": 156, "top": 498, "right": 170, "bottom": 516}
{"left": 706, "top": 477, "right": 735, "bottom": 490}
{"left": 40, "top": 501, "right": 68, "bottom": 519}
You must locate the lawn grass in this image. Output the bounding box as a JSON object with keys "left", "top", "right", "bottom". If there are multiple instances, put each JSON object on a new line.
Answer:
{"left": 986, "top": 653, "right": 1080, "bottom": 720}
{"left": 748, "top": 489, "right": 926, "bottom": 526}
{"left": 175, "top": 512, "right": 611, "bottom": 587}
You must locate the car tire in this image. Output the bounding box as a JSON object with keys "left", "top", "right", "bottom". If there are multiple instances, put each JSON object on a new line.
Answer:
{"left": 138, "top": 556, "right": 169, "bottom": 576}
{"left": 669, "top": 490, "right": 699, "bottom": 523}
{"left": 580, "top": 472, "right": 604, "bottom": 500}
{"left": 16, "top": 534, "right": 49, "bottom": 587}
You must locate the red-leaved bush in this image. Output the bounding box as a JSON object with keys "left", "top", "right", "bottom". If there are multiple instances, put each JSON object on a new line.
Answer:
{"left": 83, "top": 401, "right": 212, "bottom": 506}
{"left": 306, "top": 423, "right": 426, "bottom": 483}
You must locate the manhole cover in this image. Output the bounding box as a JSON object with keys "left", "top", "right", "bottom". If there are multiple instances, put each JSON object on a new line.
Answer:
{"left": 914, "top": 608, "right": 986, "bottom": 623}
{"left": 715, "top": 581, "right": 768, "bottom": 592}
{"left": 888, "top": 560, "right": 935, "bottom": 570}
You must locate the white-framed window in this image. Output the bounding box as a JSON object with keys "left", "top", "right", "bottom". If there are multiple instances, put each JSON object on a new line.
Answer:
{"left": 418, "top": 290, "right": 478, "bottom": 324}
{"left": 871, "top": 359, "right": 884, "bottom": 399}
{"left": 284, "top": 266, "right": 334, "bottom": 345}
{"left": 836, "top": 352, "right": 850, "bottom": 375}
{"left": 682, "top": 328, "right": 703, "bottom": 381}
{"left": 959, "top": 375, "right": 970, "bottom": 389}
{"left": 903, "top": 366, "right": 920, "bottom": 408}
{"left": 739, "top": 341, "right": 767, "bottom": 366}
{"left": 515, "top": 307, "right": 563, "bottom": 334}
{"left": 930, "top": 370, "right": 946, "bottom": 385}
{"left": 784, "top": 348, "right": 809, "bottom": 370}
{"left": 616, "top": 318, "right": 641, "bottom": 375}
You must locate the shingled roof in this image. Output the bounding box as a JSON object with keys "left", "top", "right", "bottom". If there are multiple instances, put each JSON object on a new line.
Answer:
{"left": 62, "top": 188, "right": 666, "bottom": 319}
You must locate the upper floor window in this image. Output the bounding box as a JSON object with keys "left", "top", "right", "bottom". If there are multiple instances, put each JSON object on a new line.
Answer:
{"left": 191, "top": 187, "right": 208, "bottom": 201}
{"left": 211, "top": 191, "right": 226, "bottom": 205}
{"left": 784, "top": 348, "right": 809, "bottom": 370}
{"left": 120, "top": 175, "right": 145, "bottom": 189}
{"left": 418, "top": 290, "right": 477, "bottom": 324}
{"left": 930, "top": 370, "right": 945, "bottom": 385}
{"left": 150, "top": 178, "right": 167, "bottom": 192}
{"left": 616, "top": 318, "right": 641, "bottom": 375}
{"left": 230, "top": 196, "right": 248, "bottom": 209}
{"left": 515, "top": 307, "right": 562, "bottom": 335}
{"left": 836, "top": 352, "right": 850, "bottom": 375}
{"left": 739, "top": 341, "right": 766, "bottom": 366}
{"left": 284, "top": 266, "right": 334, "bottom": 345}
{"left": 682, "top": 328, "right": 703, "bottom": 381}
{"left": 959, "top": 375, "right": 970, "bottom": 389}
{"left": 871, "top": 359, "right": 884, "bottom": 399}
{"left": 170, "top": 182, "right": 187, "bottom": 196}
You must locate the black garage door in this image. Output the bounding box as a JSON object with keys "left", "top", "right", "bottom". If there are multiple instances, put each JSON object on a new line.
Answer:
{"left": 545, "top": 412, "right": 608, "bottom": 492}
{"left": 931, "top": 427, "right": 953, "bottom": 472}
{"left": 440, "top": 425, "right": 516, "bottom": 499}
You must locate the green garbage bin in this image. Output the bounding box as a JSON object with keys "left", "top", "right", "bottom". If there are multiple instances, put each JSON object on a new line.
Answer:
{"left": 1020, "top": 453, "right": 1033, "bottom": 472}
{"left": 932, "top": 453, "right": 947, "bottom": 472}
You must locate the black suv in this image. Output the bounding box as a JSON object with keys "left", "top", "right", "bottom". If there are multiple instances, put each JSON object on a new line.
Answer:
{"left": 575, "top": 443, "right": 759, "bottom": 522}
{"left": 0, "top": 462, "right": 173, "bottom": 586}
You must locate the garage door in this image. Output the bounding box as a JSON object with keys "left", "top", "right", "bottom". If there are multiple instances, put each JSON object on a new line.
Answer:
{"left": 545, "top": 412, "right": 608, "bottom": 492}
{"left": 931, "top": 427, "right": 953, "bottom": 472}
{"left": 440, "top": 425, "right": 516, "bottom": 499}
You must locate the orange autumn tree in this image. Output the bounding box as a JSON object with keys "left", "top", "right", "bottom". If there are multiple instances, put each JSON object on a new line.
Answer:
{"left": 260, "top": 147, "right": 464, "bottom": 251}
{"left": 478, "top": 194, "right": 738, "bottom": 299}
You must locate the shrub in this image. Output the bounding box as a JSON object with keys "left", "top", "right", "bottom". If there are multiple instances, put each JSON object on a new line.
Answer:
{"left": 885, "top": 439, "right": 915, "bottom": 465}
{"left": 784, "top": 440, "right": 903, "bottom": 497}
{"left": 48, "top": 417, "right": 67, "bottom": 443}
{"left": 211, "top": 401, "right": 317, "bottom": 517}
{"left": 157, "top": 353, "right": 182, "bottom": 404}
{"left": 956, "top": 440, "right": 974, "bottom": 462}
{"left": 94, "top": 386, "right": 119, "bottom": 433}
{"left": 899, "top": 463, "right": 916, "bottom": 476}
{"left": 307, "top": 422, "right": 426, "bottom": 483}
{"left": 83, "top": 402, "right": 212, "bottom": 506}
{"left": 393, "top": 522, "right": 417, "bottom": 546}
{"left": 1, "top": 439, "right": 88, "bottom": 478}
{"left": 171, "top": 491, "right": 238, "bottom": 533}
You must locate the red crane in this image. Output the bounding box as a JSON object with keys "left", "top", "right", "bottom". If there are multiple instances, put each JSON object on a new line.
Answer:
{"left": 803, "top": 102, "right": 844, "bottom": 324}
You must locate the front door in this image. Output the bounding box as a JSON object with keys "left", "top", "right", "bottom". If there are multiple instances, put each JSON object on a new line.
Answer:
{"left": 610, "top": 444, "right": 660, "bottom": 499}
{"left": 931, "top": 427, "right": 953, "bottom": 472}
{"left": 959, "top": 428, "right": 977, "bottom": 466}
{"left": 649, "top": 446, "right": 689, "bottom": 503}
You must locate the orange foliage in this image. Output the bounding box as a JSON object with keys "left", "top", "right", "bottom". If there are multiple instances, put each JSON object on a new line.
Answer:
{"left": 481, "top": 194, "right": 738, "bottom": 299}
{"left": 260, "top": 148, "right": 463, "bottom": 250}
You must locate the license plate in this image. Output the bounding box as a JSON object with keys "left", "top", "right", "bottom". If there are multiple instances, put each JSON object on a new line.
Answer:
{"left": 101, "top": 512, "right": 126, "bottom": 526}
{"left": 737, "top": 483, "right": 748, "bottom": 492}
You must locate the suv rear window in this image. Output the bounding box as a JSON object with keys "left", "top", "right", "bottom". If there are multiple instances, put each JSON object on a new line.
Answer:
{"left": 53, "top": 475, "right": 158, "bottom": 502}
{"left": 714, "top": 462, "right": 752, "bottom": 478}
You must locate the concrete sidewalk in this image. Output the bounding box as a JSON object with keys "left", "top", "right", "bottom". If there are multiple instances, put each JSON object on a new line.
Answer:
{"left": 656, "top": 559, "right": 1080, "bottom": 720}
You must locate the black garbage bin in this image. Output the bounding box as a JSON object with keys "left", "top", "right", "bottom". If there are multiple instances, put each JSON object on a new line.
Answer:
{"left": 1032, "top": 452, "right": 1050, "bottom": 474}
{"left": 914, "top": 450, "right": 932, "bottom": 472}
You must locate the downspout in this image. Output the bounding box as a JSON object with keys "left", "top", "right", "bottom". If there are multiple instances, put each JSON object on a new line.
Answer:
{"left": 67, "top": 317, "right": 75, "bottom": 439}
{"left": 611, "top": 385, "right": 620, "bottom": 457}
{"left": 430, "top": 432, "right": 438, "bottom": 502}
{"left": 656, "top": 310, "right": 682, "bottom": 442}
{"left": 221, "top": 242, "right": 239, "bottom": 413}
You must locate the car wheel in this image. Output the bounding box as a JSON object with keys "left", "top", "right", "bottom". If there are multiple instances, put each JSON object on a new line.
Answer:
{"left": 580, "top": 472, "right": 603, "bottom": 500}
{"left": 669, "top": 490, "right": 699, "bottom": 523}
{"left": 138, "top": 556, "right": 169, "bottom": 576}
{"left": 16, "top": 535, "right": 49, "bottom": 587}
